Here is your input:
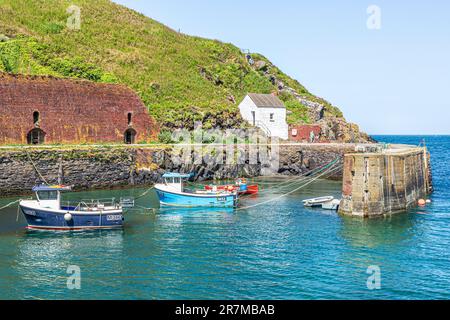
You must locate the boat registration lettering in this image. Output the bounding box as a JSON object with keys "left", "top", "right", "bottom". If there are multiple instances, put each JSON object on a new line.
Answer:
{"left": 106, "top": 215, "right": 122, "bottom": 221}
{"left": 23, "top": 209, "right": 36, "bottom": 216}
{"left": 217, "top": 197, "right": 227, "bottom": 202}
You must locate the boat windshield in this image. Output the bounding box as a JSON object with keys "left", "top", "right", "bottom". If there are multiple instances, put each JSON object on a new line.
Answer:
{"left": 37, "top": 191, "right": 58, "bottom": 200}
{"left": 165, "top": 177, "right": 181, "bottom": 184}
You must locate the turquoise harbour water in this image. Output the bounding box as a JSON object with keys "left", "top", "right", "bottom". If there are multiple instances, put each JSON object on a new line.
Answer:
{"left": 0, "top": 135, "right": 449, "bottom": 300}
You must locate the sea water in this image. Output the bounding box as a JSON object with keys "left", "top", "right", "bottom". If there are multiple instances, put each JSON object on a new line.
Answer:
{"left": 0, "top": 135, "right": 449, "bottom": 300}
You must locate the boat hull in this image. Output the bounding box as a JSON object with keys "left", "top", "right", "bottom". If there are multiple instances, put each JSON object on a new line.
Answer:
{"left": 245, "top": 185, "right": 259, "bottom": 195}
{"left": 20, "top": 204, "right": 124, "bottom": 231}
{"left": 303, "top": 196, "right": 335, "bottom": 207}
{"left": 155, "top": 188, "right": 238, "bottom": 208}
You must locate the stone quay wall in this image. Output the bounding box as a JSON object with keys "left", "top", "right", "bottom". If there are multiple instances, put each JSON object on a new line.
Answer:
{"left": 339, "top": 147, "right": 433, "bottom": 217}
{"left": 0, "top": 144, "right": 356, "bottom": 196}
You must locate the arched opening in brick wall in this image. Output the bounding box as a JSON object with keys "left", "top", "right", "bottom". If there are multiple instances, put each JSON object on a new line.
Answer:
{"left": 27, "top": 128, "right": 46, "bottom": 145}
{"left": 127, "top": 112, "right": 132, "bottom": 125}
{"left": 124, "top": 128, "right": 136, "bottom": 144}
{"left": 33, "top": 111, "right": 40, "bottom": 126}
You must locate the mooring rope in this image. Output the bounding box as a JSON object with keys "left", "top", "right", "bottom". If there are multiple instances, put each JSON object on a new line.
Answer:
{"left": 0, "top": 200, "right": 20, "bottom": 211}
{"left": 133, "top": 186, "right": 155, "bottom": 200}
{"left": 124, "top": 161, "right": 343, "bottom": 215}
{"left": 235, "top": 162, "right": 343, "bottom": 211}
{"left": 130, "top": 157, "right": 342, "bottom": 212}
{"left": 184, "top": 157, "right": 340, "bottom": 192}
{"left": 25, "top": 150, "right": 49, "bottom": 185}
{"left": 237, "top": 159, "right": 342, "bottom": 200}
{"left": 256, "top": 158, "right": 340, "bottom": 187}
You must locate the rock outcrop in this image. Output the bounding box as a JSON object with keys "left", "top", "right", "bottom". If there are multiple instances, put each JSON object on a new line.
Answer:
{"left": 249, "top": 57, "right": 373, "bottom": 143}
{"left": 0, "top": 144, "right": 359, "bottom": 196}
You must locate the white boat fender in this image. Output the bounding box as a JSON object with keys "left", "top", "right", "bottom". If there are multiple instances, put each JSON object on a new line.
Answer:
{"left": 64, "top": 213, "right": 73, "bottom": 221}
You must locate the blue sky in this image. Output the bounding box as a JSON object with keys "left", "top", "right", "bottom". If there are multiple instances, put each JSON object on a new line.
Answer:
{"left": 114, "top": 0, "right": 450, "bottom": 135}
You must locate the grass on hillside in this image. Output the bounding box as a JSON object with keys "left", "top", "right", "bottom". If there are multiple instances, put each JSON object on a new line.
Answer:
{"left": 0, "top": 0, "right": 344, "bottom": 130}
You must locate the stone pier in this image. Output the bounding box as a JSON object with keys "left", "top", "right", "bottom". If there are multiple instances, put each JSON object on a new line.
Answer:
{"left": 339, "top": 145, "right": 433, "bottom": 217}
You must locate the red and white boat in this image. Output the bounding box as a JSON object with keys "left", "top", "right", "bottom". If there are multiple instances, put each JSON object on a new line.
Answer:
{"left": 204, "top": 179, "right": 259, "bottom": 195}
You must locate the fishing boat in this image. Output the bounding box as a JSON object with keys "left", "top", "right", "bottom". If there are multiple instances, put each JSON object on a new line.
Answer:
{"left": 19, "top": 185, "right": 124, "bottom": 231}
{"left": 155, "top": 173, "right": 238, "bottom": 208}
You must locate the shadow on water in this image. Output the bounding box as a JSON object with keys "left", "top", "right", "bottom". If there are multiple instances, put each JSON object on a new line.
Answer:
{"left": 339, "top": 212, "right": 418, "bottom": 249}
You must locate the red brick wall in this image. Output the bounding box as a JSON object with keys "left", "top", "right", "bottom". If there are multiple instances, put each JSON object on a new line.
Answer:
{"left": 289, "top": 125, "right": 322, "bottom": 142}
{"left": 0, "top": 74, "right": 158, "bottom": 145}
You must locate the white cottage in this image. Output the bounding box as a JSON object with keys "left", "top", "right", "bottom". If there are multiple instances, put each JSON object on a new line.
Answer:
{"left": 238, "top": 93, "right": 289, "bottom": 140}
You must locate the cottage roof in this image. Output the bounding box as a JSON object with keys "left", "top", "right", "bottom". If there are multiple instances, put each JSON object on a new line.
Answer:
{"left": 247, "top": 93, "right": 285, "bottom": 108}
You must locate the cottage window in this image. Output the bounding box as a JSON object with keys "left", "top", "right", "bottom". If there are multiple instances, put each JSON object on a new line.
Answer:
{"left": 270, "top": 113, "right": 274, "bottom": 122}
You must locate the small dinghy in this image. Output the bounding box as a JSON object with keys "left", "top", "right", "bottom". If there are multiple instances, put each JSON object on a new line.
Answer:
{"left": 303, "top": 196, "right": 335, "bottom": 207}
{"left": 155, "top": 173, "right": 238, "bottom": 208}
{"left": 321, "top": 199, "right": 341, "bottom": 211}
{"left": 19, "top": 185, "right": 124, "bottom": 231}
{"left": 303, "top": 196, "right": 340, "bottom": 211}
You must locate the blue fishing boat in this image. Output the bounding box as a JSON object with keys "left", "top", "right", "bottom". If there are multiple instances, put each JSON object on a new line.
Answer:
{"left": 154, "top": 173, "right": 239, "bottom": 208}
{"left": 19, "top": 185, "right": 124, "bottom": 231}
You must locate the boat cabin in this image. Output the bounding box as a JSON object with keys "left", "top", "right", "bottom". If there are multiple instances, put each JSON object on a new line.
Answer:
{"left": 162, "top": 173, "right": 192, "bottom": 192}
{"left": 32, "top": 185, "right": 72, "bottom": 210}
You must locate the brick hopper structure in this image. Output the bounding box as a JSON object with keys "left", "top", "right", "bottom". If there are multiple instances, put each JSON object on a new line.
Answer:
{"left": 0, "top": 73, "right": 158, "bottom": 145}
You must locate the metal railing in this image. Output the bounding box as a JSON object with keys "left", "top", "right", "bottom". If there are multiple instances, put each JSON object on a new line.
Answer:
{"left": 61, "top": 198, "right": 121, "bottom": 211}
{"left": 255, "top": 120, "right": 272, "bottom": 137}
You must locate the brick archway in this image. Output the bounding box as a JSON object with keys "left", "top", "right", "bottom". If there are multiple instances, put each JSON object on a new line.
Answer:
{"left": 124, "top": 128, "right": 137, "bottom": 144}
{"left": 27, "top": 128, "right": 46, "bottom": 145}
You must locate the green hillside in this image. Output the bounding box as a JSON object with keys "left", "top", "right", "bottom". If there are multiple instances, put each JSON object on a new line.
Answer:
{"left": 0, "top": 0, "right": 343, "bottom": 131}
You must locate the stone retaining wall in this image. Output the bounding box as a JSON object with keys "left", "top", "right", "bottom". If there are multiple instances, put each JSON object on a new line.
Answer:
{"left": 0, "top": 144, "right": 356, "bottom": 196}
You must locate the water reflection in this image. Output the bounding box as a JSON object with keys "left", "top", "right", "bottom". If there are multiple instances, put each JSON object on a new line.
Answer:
{"left": 339, "top": 213, "right": 417, "bottom": 249}
{"left": 11, "top": 230, "right": 125, "bottom": 299}
{"left": 0, "top": 169, "right": 448, "bottom": 299}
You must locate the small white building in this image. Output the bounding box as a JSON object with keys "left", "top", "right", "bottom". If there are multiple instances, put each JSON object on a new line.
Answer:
{"left": 238, "top": 93, "right": 289, "bottom": 140}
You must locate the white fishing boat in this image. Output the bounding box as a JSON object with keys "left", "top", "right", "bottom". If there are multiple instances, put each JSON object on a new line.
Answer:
{"left": 19, "top": 185, "right": 124, "bottom": 231}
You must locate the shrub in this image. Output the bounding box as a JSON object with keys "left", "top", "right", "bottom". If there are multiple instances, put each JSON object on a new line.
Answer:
{"left": 158, "top": 130, "right": 174, "bottom": 144}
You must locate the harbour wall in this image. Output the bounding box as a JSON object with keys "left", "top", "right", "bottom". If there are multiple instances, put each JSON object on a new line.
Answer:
{"left": 0, "top": 144, "right": 356, "bottom": 196}
{"left": 339, "top": 147, "right": 433, "bottom": 217}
